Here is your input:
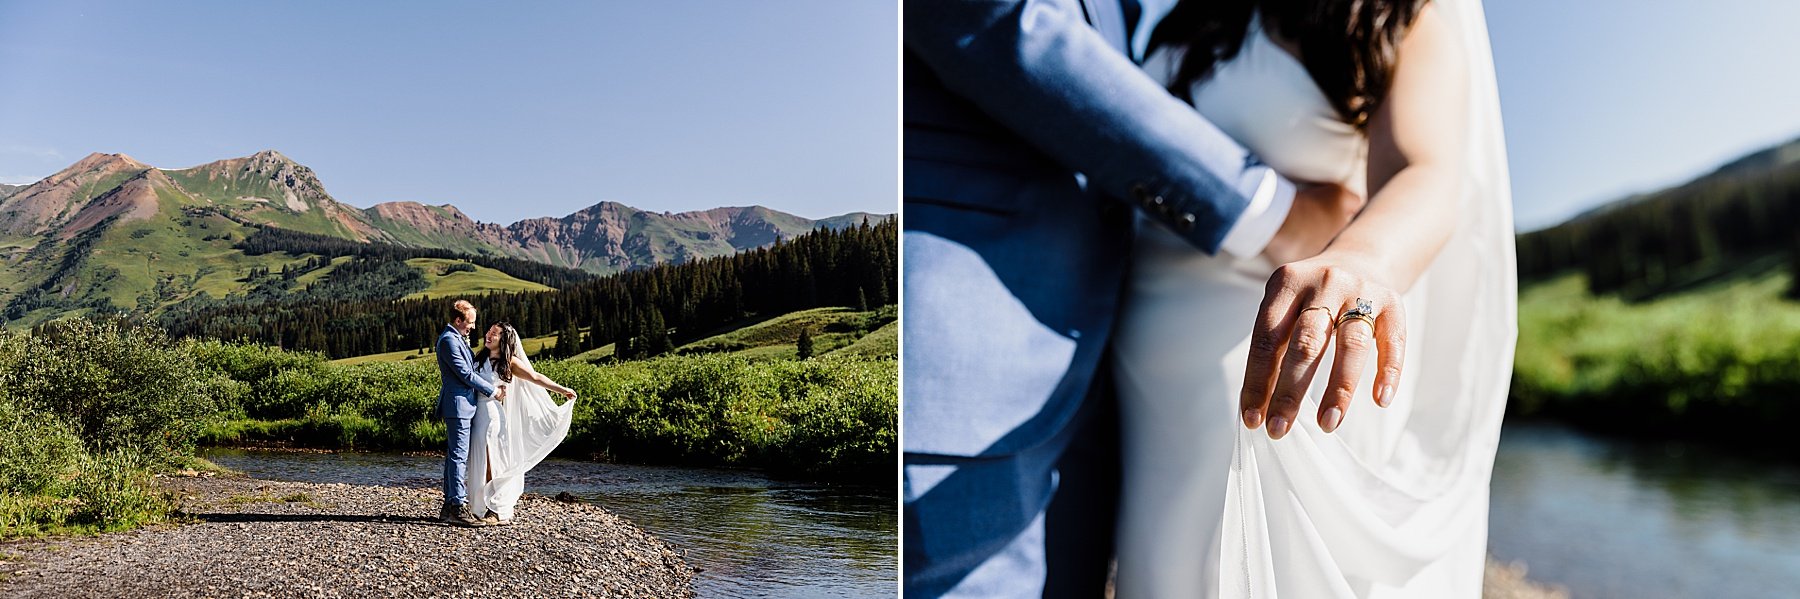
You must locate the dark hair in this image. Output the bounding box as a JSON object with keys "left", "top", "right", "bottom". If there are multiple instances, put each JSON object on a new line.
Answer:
{"left": 472, "top": 322, "right": 517, "bottom": 383}
{"left": 1149, "top": 0, "right": 1426, "bottom": 130}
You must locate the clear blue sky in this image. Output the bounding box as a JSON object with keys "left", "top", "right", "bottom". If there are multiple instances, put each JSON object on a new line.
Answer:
{"left": 0, "top": 1, "right": 897, "bottom": 223}
{"left": 5, "top": 3, "right": 1795, "bottom": 233}
{"left": 1484, "top": 0, "right": 1800, "bottom": 231}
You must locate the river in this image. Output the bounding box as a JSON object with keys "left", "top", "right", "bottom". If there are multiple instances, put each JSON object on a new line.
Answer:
{"left": 195, "top": 423, "right": 1800, "bottom": 599}
{"left": 1488, "top": 422, "right": 1800, "bottom": 598}
{"left": 200, "top": 448, "right": 896, "bottom": 598}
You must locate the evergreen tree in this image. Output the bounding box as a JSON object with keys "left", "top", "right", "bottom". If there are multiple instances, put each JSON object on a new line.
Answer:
{"left": 556, "top": 321, "right": 582, "bottom": 358}
{"left": 160, "top": 218, "right": 898, "bottom": 359}
{"left": 645, "top": 309, "right": 673, "bottom": 357}
{"left": 797, "top": 326, "right": 814, "bottom": 360}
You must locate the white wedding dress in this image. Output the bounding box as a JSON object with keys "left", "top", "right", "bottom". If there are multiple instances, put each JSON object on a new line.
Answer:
{"left": 466, "top": 341, "right": 576, "bottom": 521}
{"left": 1112, "top": 1, "right": 1516, "bottom": 597}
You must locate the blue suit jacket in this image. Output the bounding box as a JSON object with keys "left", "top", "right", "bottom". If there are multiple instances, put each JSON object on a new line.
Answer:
{"left": 903, "top": 0, "right": 1270, "bottom": 595}
{"left": 436, "top": 325, "right": 496, "bottom": 420}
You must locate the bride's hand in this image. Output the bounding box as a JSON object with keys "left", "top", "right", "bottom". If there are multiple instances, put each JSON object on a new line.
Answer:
{"left": 1239, "top": 250, "right": 1406, "bottom": 439}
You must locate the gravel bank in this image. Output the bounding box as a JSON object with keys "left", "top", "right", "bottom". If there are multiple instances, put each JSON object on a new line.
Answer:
{"left": 0, "top": 474, "right": 695, "bottom": 598}
{"left": 1484, "top": 557, "right": 1568, "bottom": 599}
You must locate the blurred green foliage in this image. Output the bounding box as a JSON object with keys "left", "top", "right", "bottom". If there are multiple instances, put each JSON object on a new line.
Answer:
{"left": 1512, "top": 269, "right": 1800, "bottom": 449}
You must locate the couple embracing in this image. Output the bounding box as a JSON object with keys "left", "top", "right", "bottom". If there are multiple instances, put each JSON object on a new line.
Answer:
{"left": 435, "top": 299, "right": 580, "bottom": 527}
{"left": 905, "top": 0, "right": 1515, "bottom": 596}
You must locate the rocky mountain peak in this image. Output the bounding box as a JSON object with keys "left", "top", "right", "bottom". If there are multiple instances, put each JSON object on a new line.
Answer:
{"left": 0, "top": 152, "right": 157, "bottom": 237}
{"left": 367, "top": 201, "right": 478, "bottom": 231}
{"left": 45, "top": 152, "right": 149, "bottom": 186}
{"left": 567, "top": 200, "right": 638, "bottom": 219}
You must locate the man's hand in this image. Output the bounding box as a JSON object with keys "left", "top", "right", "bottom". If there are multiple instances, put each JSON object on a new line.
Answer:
{"left": 1262, "top": 183, "right": 1364, "bottom": 265}
{"left": 495, "top": 384, "right": 509, "bottom": 402}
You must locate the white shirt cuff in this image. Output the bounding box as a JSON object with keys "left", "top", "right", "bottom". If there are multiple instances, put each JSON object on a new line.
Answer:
{"left": 1218, "top": 167, "right": 1295, "bottom": 258}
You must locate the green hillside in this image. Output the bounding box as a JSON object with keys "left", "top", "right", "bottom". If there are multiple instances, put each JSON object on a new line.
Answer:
{"left": 2, "top": 192, "right": 299, "bottom": 327}
{"left": 677, "top": 306, "right": 896, "bottom": 360}
{"left": 333, "top": 329, "right": 561, "bottom": 366}
{"left": 334, "top": 305, "right": 898, "bottom": 365}
{"left": 827, "top": 320, "right": 898, "bottom": 358}
{"left": 1, "top": 152, "right": 892, "bottom": 329}
{"left": 402, "top": 258, "right": 554, "bottom": 300}
{"left": 161, "top": 168, "right": 362, "bottom": 241}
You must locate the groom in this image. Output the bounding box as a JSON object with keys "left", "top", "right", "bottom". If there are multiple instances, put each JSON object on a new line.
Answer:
{"left": 437, "top": 299, "right": 506, "bottom": 527}
{"left": 904, "top": 0, "right": 1362, "bottom": 596}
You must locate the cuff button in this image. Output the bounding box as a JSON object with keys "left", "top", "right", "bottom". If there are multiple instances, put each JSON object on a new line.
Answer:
{"left": 1131, "top": 183, "right": 1150, "bottom": 200}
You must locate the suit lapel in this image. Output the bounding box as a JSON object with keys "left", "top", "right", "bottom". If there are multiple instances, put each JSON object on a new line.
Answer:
{"left": 445, "top": 326, "right": 473, "bottom": 363}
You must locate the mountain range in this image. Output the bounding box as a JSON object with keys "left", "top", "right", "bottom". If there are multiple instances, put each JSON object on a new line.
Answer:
{"left": 0, "top": 150, "right": 889, "bottom": 325}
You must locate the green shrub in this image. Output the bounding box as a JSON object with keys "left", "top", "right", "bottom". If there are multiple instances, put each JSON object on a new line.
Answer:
{"left": 768, "top": 357, "right": 897, "bottom": 476}
{"left": 187, "top": 337, "right": 898, "bottom": 478}
{"left": 0, "top": 401, "right": 84, "bottom": 496}
{"left": 536, "top": 354, "right": 896, "bottom": 476}
{"left": 191, "top": 339, "right": 328, "bottom": 385}
{"left": 2, "top": 319, "right": 226, "bottom": 463}
{"left": 62, "top": 448, "right": 168, "bottom": 533}
{"left": 0, "top": 396, "right": 171, "bottom": 539}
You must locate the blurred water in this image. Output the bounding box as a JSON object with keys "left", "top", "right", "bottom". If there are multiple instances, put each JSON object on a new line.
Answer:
{"left": 201, "top": 448, "right": 896, "bottom": 598}
{"left": 1489, "top": 422, "right": 1800, "bottom": 598}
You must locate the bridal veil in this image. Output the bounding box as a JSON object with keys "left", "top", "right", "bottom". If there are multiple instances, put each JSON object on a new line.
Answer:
{"left": 489, "top": 338, "right": 576, "bottom": 484}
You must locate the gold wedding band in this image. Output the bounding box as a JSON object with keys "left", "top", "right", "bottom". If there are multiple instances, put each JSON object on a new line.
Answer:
{"left": 1300, "top": 306, "right": 1335, "bottom": 322}
{"left": 1337, "top": 312, "right": 1375, "bottom": 330}
{"left": 1336, "top": 297, "right": 1376, "bottom": 330}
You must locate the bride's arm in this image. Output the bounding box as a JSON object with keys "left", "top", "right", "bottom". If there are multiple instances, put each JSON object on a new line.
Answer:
{"left": 1336, "top": 3, "right": 1468, "bottom": 293}
{"left": 508, "top": 356, "right": 578, "bottom": 399}
{"left": 1240, "top": 4, "right": 1468, "bottom": 439}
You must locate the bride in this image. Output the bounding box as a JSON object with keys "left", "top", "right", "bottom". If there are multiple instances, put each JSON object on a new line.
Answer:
{"left": 1113, "top": 0, "right": 1515, "bottom": 597}
{"left": 466, "top": 322, "right": 579, "bottom": 525}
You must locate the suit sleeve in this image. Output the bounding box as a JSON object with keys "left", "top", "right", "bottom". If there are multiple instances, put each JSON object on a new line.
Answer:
{"left": 439, "top": 335, "right": 497, "bottom": 397}
{"left": 906, "top": 0, "right": 1278, "bottom": 253}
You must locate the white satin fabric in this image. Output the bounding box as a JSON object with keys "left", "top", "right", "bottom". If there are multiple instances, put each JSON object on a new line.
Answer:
{"left": 1114, "top": 1, "right": 1517, "bottom": 597}
{"left": 467, "top": 341, "right": 576, "bottom": 521}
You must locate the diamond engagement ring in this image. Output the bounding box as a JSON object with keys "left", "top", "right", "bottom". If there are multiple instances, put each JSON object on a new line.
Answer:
{"left": 1337, "top": 298, "right": 1376, "bottom": 330}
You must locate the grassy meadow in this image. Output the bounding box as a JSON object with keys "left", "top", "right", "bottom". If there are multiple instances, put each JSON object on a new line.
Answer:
{"left": 334, "top": 305, "right": 898, "bottom": 365}
{"left": 400, "top": 258, "right": 554, "bottom": 300}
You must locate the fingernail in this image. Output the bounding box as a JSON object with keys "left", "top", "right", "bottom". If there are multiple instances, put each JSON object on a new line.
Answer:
{"left": 1268, "top": 415, "right": 1290, "bottom": 439}
{"left": 1243, "top": 408, "right": 1263, "bottom": 429}
{"left": 1376, "top": 385, "right": 1393, "bottom": 407}
{"left": 1321, "top": 407, "right": 1343, "bottom": 433}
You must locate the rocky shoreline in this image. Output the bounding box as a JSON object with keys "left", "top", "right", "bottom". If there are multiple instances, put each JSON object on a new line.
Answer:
{"left": 0, "top": 474, "right": 695, "bottom": 598}
{"left": 1483, "top": 557, "right": 1568, "bottom": 599}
